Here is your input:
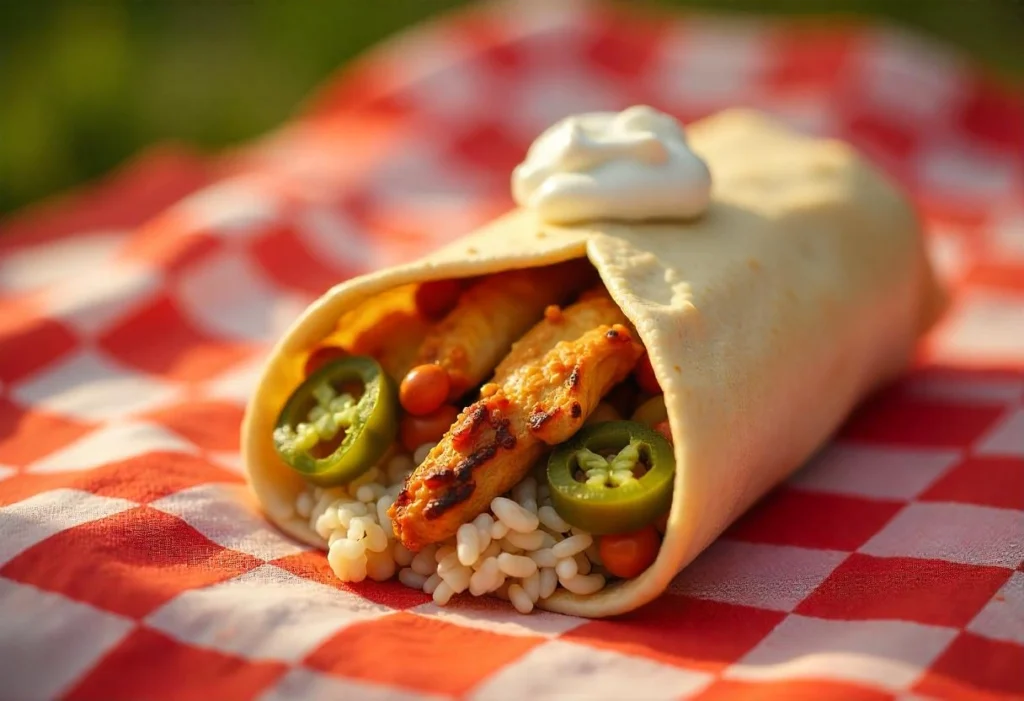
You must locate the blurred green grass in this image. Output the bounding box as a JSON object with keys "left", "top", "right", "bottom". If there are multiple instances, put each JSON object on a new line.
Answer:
{"left": 2, "top": 0, "right": 1022, "bottom": 216}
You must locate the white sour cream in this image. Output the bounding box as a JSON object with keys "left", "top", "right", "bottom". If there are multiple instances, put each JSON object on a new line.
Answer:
{"left": 511, "top": 105, "right": 712, "bottom": 225}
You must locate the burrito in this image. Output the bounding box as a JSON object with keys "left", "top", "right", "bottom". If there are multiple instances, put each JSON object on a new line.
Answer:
{"left": 242, "top": 106, "right": 944, "bottom": 618}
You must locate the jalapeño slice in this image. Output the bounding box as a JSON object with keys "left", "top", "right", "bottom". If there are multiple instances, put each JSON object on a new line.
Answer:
{"left": 273, "top": 355, "right": 398, "bottom": 487}
{"left": 546, "top": 420, "right": 675, "bottom": 535}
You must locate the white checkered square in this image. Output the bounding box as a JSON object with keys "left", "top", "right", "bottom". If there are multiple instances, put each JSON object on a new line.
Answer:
{"left": 668, "top": 541, "right": 847, "bottom": 611}
{"left": 906, "top": 373, "right": 1024, "bottom": 405}
{"left": 146, "top": 564, "right": 389, "bottom": 663}
{"left": 0, "top": 579, "right": 135, "bottom": 700}
{"left": 176, "top": 180, "right": 281, "bottom": 238}
{"left": 508, "top": 68, "right": 629, "bottom": 142}
{"left": 294, "top": 205, "right": 382, "bottom": 273}
{"left": 930, "top": 292, "right": 1024, "bottom": 366}
{"left": 9, "top": 350, "right": 181, "bottom": 421}
{"left": 991, "top": 208, "right": 1024, "bottom": 262}
{"left": 917, "top": 139, "right": 1017, "bottom": 201}
{"left": 260, "top": 668, "right": 442, "bottom": 701}
{"left": 651, "top": 18, "right": 770, "bottom": 108}
{"left": 975, "top": 407, "right": 1024, "bottom": 458}
{"left": 755, "top": 94, "right": 840, "bottom": 137}
{"left": 149, "top": 484, "right": 308, "bottom": 561}
{"left": 925, "top": 225, "right": 971, "bottom": 283}
{"left": 26, "top": 421, "right": 198, "bottom": 473}
{"left": 724, "top": 614, "right": 958, "bottom": 690}
{"left": 202, "top": 353, "right": 270, "bottom": 406}
{"left": 388, "top": 32, "right": 495, "bottom": 120}
{"left": 0, "top": 488, "right": 136, "bottom": 566}
{"left": 469, "top": 639, "right": 715, "bottom": 701}
{"left": 790, "top": 443, "right": 959, "bottom": 500}
{"left": 174, "top": 247, "right": 309, "bottom": 343}
{"left": 46, "top": 260, "right": 162, "bottom": 335}
{"left": 0, "top": 231, "right": 127, "bottom": 294}
{"left": 367, "top": 135, "right": 493, "bottom": 207}
{"left": 855, "top": 27, "right": 967, "bottom": 124}
{"left": 966, "top": 571, "right": 1024, "bottom": 645}
{"left": 859, "top": 502, "right": 1024, "bottom": 568}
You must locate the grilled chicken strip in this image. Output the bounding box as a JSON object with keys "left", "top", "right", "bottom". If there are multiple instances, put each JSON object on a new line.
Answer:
{"left": 390, "top": 289, "right": 644, "bottom": 551}
{"left": 411, "top": 259, "right": 596, "bottom": 400}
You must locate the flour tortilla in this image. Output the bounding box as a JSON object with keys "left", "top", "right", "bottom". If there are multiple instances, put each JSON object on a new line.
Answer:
{"left": 241, "top": 109, "right": 944, "bottom": 618}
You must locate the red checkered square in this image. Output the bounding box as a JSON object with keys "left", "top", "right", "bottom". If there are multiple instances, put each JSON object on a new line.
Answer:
{"left": 249, "top": 221, "right": 362, "bottom": 298}
{"left": 564, "top": 595, "right": 785, "bottom": 672}
{"left": 585, "top": 11, "right": 669, "bottom": 83}
{"left": 64, "top": 627, "right": 287, "bottom": 701}
{"left": 841, "top": 110, "right": 922, "bottom": 182}
{"left": 21, "top": 421, "right": 198, "bottom": 474}
{"left": 0, "top": 450, "right": 241, "bottom": 508}
{"left": 0, "top": 396, "right": 96, "bottom": 469}
{"left": 1, "top": 506, "right": 261, "bottom": 618}
{"left": 914, "top": 632, "right": 1024, "bottom": 701}
{"left": 920, "top": 455, "right": 1024, "bottom": 510}
{"left": 305, "top": 611, "right": 543, "bottom": 697}
{"left": 694, "top": 678, "right": 892, "bottom": 701}
{"left": 796, "top": 553, "right": 1012, "bottom": 627}
{"left": 98, "top": 292, "right": 257, "bottom": 382}
{"left": 142, "top": 399, "right": 245, "bottom": 452}
{"left": 839, "top": 391, "right": 1009, "bottom": 448}
{"left": 957, "top": 78, "right": 1024, "bottom": 152}
{"left": 724, "top": 487, "right": 903, "bottom": 551}
{"left": 0, "top": 301, "right": 79, "bottom": 385}
{"left": 120, "top": 212, "right": 224, "bottom": 276}
{"left": 765, "top": 27, "right": 855, "bottom": 91}
{"left": 965, "top": 261, "right": 1024, "bottom": 294}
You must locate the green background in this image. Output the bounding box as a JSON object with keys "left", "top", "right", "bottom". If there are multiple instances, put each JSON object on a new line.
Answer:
{"left": 2, "top": 0, "right": 1022, "bottom": 216}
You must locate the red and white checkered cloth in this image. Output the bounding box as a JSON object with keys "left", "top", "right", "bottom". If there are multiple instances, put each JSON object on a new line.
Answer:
{"left": 1, "top": 2, "right": 1022, "bottom": 699}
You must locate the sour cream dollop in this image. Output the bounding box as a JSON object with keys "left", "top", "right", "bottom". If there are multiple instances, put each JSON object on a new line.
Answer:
{"left": 511, "top": 105, "right": 712, "bottom": 225}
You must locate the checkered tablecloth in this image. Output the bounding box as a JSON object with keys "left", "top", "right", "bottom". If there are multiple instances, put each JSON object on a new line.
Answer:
{"left": 1, "top": 1, "right": 1022, "bottom": 699}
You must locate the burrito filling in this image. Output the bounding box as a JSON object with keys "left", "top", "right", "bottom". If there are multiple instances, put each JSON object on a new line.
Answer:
{"left": 279, "top": 266, "right": 674, "bottom": 613}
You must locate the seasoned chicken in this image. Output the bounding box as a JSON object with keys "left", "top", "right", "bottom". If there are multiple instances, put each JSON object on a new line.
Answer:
{"left": 390, "top": 289, "right": 644, "bottom": 551}
{"left": 411, "top": 259, "right": 596, "bottom": 399}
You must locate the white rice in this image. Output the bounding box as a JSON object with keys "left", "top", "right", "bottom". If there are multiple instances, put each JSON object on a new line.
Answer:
{"left": 298, "top": 446, "right": 607, "bottom": 612}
